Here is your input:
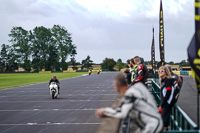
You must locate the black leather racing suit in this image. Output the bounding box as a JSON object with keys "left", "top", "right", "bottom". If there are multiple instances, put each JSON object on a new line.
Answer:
{"left": 132, "top": 63, "right": 148, "bottom": 86}
{"left": 49, "top": 79, "right": 60, "bottom": 93}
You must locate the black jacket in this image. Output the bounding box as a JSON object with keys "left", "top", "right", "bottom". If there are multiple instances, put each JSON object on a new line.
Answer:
{"left": 49, "top": 79, "right": 60, "bottom": 85}
{"left": 126, "top": 72, "right": 131, "bottom": 85}
{"left": 132, "top": 63, "right": 148, "bottom": 85}
{"left": 160, "top": 78, "right": 174, "bottom": 108}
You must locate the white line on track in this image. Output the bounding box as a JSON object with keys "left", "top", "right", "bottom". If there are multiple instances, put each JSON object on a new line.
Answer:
{"left": 0, "top": 109, "right": 97, "bottom": 111}
{"left": 0, "top": 100, "right": 114, "bottom": 103}
{"left": 0, "top": 123, "right": 101, "bottom": 126}
{"left": 0, "top": 94, "right": 117, "bottom": 97}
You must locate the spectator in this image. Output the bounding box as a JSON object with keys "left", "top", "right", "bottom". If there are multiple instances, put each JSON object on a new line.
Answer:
{"left": 96, "top": 73, "right": 163, "bottom": 133}
{"left": 165, "top": 64, "right": 183, "bottom": 103}
{"left": 130, "top": 58, "right": 138, "bottom": 83}
{"left": 132, "top": 56, "right": 148, "bottom": 86}
{"left": 158, "top": 66, "right": 174, "bottom": 131}
{"left": 126, "top": 59, "right": 132, "bottom": 72}
{"left": 123, "top": 68, "right": 131, "bottom": 85}
{"left": 165, "top": 65, "right": 179, "bottom": 81}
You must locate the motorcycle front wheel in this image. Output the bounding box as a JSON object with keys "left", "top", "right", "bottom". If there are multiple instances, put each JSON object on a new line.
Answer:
{"left": 52, "top": 91, "right": 55, "bottom": 99}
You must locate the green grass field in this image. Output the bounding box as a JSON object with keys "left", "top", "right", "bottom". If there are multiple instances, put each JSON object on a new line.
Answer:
{"left": 0, "top": 72, "right": 87, "bottom": 89}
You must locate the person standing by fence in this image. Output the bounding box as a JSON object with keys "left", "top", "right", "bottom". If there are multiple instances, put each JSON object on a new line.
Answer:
{"left": 158, "top": 66, "right": 175, "bottom": 131}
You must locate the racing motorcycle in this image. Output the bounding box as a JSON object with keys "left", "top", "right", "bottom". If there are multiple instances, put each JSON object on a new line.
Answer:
{"left": 97, "top": 70, "right": 101, "bottom": 75}
{"left": 88, "top": 70, "right": 92, "bottom": 75}
{"left": 49, "top": 82, "right": 58, "bottom": 99}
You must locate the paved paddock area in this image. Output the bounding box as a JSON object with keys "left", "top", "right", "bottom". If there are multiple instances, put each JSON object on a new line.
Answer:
{"left": 0, "top": 72, "right": 118, "bottom": 133}
{"left": 177, "top": 76, "right": 200, "bottom": 125}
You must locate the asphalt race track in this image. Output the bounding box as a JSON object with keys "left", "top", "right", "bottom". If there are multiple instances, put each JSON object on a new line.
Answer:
{"left": 177, "top": 76, "right": 200, "bottom": 125}
{"left": 0, "top": 72, "right": 118, "bottom": 133}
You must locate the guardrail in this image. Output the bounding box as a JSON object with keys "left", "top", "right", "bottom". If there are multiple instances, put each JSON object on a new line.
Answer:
{"left": 120, "top": 80, "right": 199, "bottom": 133}
{"left": 148, "top": 71, "right": 192, "bottom": 77}
{"left": 151, "top": 80, "right": 199, "bottom": 133}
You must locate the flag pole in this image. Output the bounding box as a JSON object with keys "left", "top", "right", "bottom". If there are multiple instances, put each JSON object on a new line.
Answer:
{"left": 151, "top": 26, "right": 156, "bottom": 80}
{"left": 195, "top": 0, "right": 200, "bottom": 129}
{"left": 159, "top": 0, "right": 165, "bottom": 66}
{"left": 198, "top": 90, "right": 199, "bottom": 129}
{"left": 153, "top": 27, "right": 156, "bottom": 81}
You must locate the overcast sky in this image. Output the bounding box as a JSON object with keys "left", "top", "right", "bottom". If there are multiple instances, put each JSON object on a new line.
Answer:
{"left": 0, "top": 0, "right": 195, "bottom": 63}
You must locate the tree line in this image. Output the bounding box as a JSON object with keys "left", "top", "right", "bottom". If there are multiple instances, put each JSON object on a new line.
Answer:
{"left": 0, "top": 25, "right": 77, "bottom": 72}
{"left": 100, "top": 58, "right": 190, "bottom": 71}
{"left": 73, "top": 56, "right": 125, "bottom": 71}
{"left": 144, "top": 60, "right": 190, "bottom": 67}
{"left": 0, "top": 24, "right": 190, "bottom": 73}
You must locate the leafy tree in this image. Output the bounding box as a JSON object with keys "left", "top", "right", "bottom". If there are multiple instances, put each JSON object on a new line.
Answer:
{"left": 51, "top": 25, "right": 77, "bottom": 70}
{"left": 140, "top": 57, "right": 144, "bottom": 64}
{"left": 168, "top": 61, "right": 174, "bottom": 65}
{"left": 101, "top": 58, "right": 116, "bottom": 71}
{"left": 115, "top": 58, "right": 124, "bottom": 71}
{"left": 9, "top": 27, "right": 32, "bottom": 72}
{"left": 32, "top": 26, "right": 52, "bottom": 70}
{"left": 76, "top": 62, "right": 81, "bottom": 65}
{"left": 0, "top": 55, "right": 2, "bottom": 71}
{"left": 144, "top": 61, "right": 151, "bottom": 65}
{"left": 0, "top": 44, "right": 18, "bottom": 72}
{"left": 179, "top": 59, "right": 189, "bottom": 66}
{"left": 0, "top": 25, "right": 77, "bottom": 72}
{"left": 0, "top": 44, "right": 8, "bottom": 72}
{"left": 70, "top": 56, "right": 77, "bottom": 70}
{"left": 7, "top": 47, "right": 19, "bottom": 72}
{"left": 180, "top": 60, "right": 187, "bottom": 65}
{"left": 81, "top": 55, "right": 93, "bottom": 70}
{"left": 69, "top": 49, "right": 78, "bottom": 70}
{"left": 47, "top": 44, "right": 59, "bottom": 70}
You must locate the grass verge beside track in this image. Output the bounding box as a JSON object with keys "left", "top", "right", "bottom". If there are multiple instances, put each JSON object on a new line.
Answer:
{"left": 0, "top": 72, "right": 87, "bottom": 89}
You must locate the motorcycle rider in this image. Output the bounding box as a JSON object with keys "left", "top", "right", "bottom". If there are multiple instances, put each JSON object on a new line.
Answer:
{"left": 96, "top": 73, "right": 163, "bottom": 133}
{"left": 132, "top": 56, "right": 148, "bottom": 86}
{"left": 88, "top": 69, "right": 92, "bottom": 75}
{"left": 97, "top": 69, "right": 101, "bottom": 74}
{"left": 49, "top": 76, "right": 60, "bottom": 94}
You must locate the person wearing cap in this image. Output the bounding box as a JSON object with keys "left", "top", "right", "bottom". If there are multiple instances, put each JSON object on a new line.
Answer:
{"left": 49, "top": 76, "right": 60, "bottom": 94}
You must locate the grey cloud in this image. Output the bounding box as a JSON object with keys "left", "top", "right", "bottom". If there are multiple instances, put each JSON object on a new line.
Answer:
{"left": 0, "top": 0, "right": 195, "bottom": 63}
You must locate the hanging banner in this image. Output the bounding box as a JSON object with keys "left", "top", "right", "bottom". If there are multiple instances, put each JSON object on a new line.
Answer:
{"left": 187, "top": 0, "right": 200, "bottom": 92}
{"left": 159, "top": 0, "right": 165, "bottom": 66}
{"left": 151, "top": 27, "right": 156, "bottom": 75}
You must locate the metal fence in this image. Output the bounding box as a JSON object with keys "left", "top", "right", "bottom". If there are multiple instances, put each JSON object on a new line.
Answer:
{"left": 151, "top": 80, "right": 199, "bottom": 133}
{"left": 120, "top": 80, "right": 199, "bottom": 133}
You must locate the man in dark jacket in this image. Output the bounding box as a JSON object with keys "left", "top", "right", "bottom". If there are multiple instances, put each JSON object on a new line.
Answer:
{"left": 49, "top": 76, "right": 60, "bottom": 94}
{"left": 132, "top": 56, "right": 148, "bottom": 86}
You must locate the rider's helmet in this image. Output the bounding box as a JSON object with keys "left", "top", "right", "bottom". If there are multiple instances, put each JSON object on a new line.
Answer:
{"left": 53, "top": 76, "right": 56, "bottom": 80}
